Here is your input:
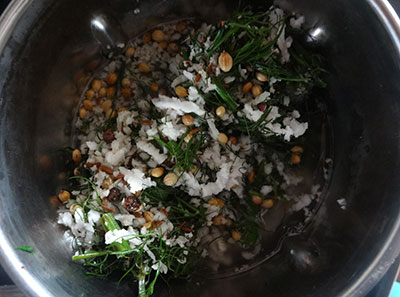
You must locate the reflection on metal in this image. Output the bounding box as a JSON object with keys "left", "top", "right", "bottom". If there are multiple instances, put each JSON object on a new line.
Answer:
{"left": 367, "top": 0, "right": 400, "bottom": 56}
{"left": 309, "top": 27, "right": 323, "bottom": 40}
{"left": 91, "top": 18, "right": 105, "bottom": 32}
{"left": 90, "top": 13, "right": 127, "bottom": 53}
{"left": 0, "top": 0, "right": 31, "bottom": 54}
{"left": 305, "top": 26, "right": 328, "bottom": 46}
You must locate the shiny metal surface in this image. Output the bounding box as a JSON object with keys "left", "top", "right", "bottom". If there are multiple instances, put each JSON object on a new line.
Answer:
{"left": 90, "top": 12, "right": 127, "bottom": 53}
{"left": 0, "top": 0, "right": 400, "bottom": 297}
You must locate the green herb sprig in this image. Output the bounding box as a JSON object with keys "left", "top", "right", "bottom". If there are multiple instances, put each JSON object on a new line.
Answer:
{"left": 153, "top": 129, "right": 205, "bottom": 172}
{"left": 15, "top": 245, "right": 35, "bottom": 253}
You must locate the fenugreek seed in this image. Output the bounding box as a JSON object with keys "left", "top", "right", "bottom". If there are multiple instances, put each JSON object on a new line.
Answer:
{"left": 256, "top": 71, "right": 269, "bottom": 82}
{"left": 106, "top": 73, "right": 118, "bottom": 85}
{"left": 208, "top": 197, "right": 224, "bottom": 208}
{"left": 208, "top": 197, "right": 220, "bottom": 206}
{"left": 72, "top": 149, "right": 82, "bottom": 164}
{"left": 101, "top": 99, "right": 112, "bottom": 112}
{"left": 73, "top": 168, "right": 80, "bottom": 177}
{"left": 143, "top": 32, "right": 152, "bottom": 44}
{"left": 125, "top": 47, "right": 135, "bottom": 57}
{"left": 79, "top": 108, "right": 87, "bottom": 119}
{"left": 82, "top": 100, "right": 93, "bottom": 111}
{"left": 150, "top": 167, "right": 164, "bottom": 178}
{"left": 163, "top": 173, "right": 178, "bottom": 186}
{"left": 242, "top": 82, "right": 253, "bottom": 94}
{"left": 168, "top": 43, "right": 179, "bottom": 52}
{"left": 248, "top": 170, "right": 255, "bottom": 184}
{"left": 99, "top": 87, "right": 107, "bottom": 98}
{"left": 158, "top": 41, "right": 168, "bottom": 49}
{"left": 231, "top": 230, "right": 241, "bottom": 241}
{"left": 212, "top": 215, "right": 223, "bottom": 226}
{"left": 218, "top": 133, "right": 228, "bottom": 144}
{"left": 182, "top": 114, "right": 194, "bottom": 126}
{"left": 149, "top": 82, "right": 159, "bottom": 92}
{"left": 86, "top": 89, "right": 95, "bottom": 100}
{"left": 189, "top": 164, "right": 198, "bottom": 174}
{"left": 143, "top": 221, "right": 152, "bottom": 230}
{"left": 218, "top": 50, "right": 233, "bottom": 72}
{"left": 106, "top": 86, "right": 116, "bottom": 99}
{"left": 262, "top": 199, "right": 274, "bottom": 209}
{"left": 102, "top": 177, "right": 113, "bottom": 189}
{"left": 252, "top": 84, "right": 262, "bottom": 98}
{"left": 152, "top": 29, "right": 164, "bottom": 42}
{"left": 216, "top": 106, "right": 226, "bottom": 118}
{"left": 291, "top": 153, "right": 301, "bottom": 164}
{"left": 139, "top": 63, "right": 151, "bottom": 73}
{"left": 175, "top": 86, "right": 188, "bottom": 98}
{"left": 252, "top": 195, "right": 263, "bottom": 205}
{"left": 144, "top": 211, "right": 155, "bottom": 222}
{"left": 106, "top": 109, "right": 116, "bottom": 119}
{"left": 58, "top": 190, "right": 71, "bottom": 202}
{"left": 291, "top": 146, "right": 304, "bottom": 153}
{"left": 121, "top": 87, "right": 132, "bottom": 98}
{"left": 122, "top": 78, "right": 131, "bottom": 88}
{"left": 91, "top": 80, "right": 102, "bottom": 92}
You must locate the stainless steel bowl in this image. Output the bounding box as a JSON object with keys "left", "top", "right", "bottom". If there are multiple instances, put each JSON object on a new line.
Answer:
{"left": 0, "top": 0, "right": 400, "bottom": 296}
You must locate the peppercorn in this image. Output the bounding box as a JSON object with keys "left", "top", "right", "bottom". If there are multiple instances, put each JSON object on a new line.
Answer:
{"left": 103, "top": 129, "right": 115, "bottom": 144}
{"left": 107, "top": 188, "right": 122, "bottom": 202}
{"left": 123, "top": 195, "right": 142, "bottom": 213}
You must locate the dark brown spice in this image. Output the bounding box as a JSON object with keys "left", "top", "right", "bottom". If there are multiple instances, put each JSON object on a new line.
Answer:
{"left": 107, "top": 188, "right": 122, "bottom": 202}
{"left": 103, "top": 129, "right": 115, "bottom": 144}
{"left": 123, "top": 195, "right": 142, "bottom": 213}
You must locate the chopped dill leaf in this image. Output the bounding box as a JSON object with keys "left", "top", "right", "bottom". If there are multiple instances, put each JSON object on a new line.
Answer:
{"left": 15, "top": 245, "right": 35, "bottom": 253}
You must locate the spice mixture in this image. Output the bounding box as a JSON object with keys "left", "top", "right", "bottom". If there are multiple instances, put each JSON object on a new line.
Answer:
{"left": 55, "top": 6, "right": 326, "bottom": 297}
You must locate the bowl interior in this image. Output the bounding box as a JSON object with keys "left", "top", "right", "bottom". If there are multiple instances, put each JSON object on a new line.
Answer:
{"left": 0, "top": 0, "right": 400, "bottom": 296}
